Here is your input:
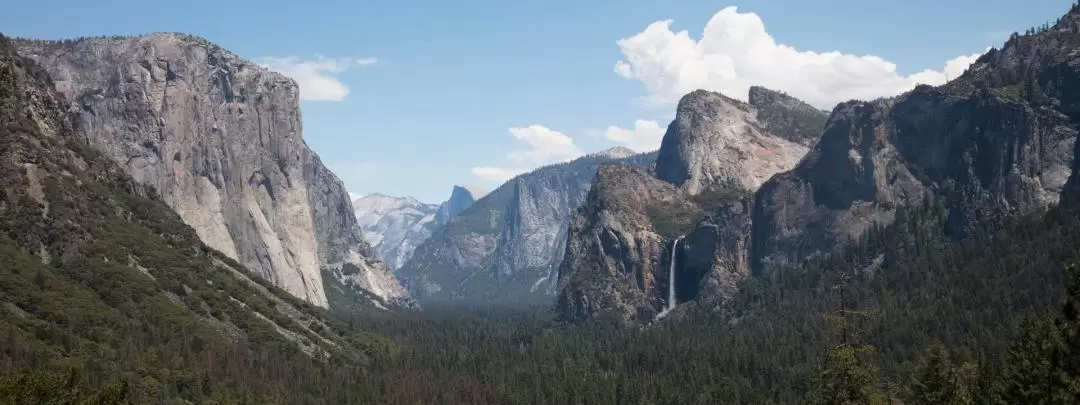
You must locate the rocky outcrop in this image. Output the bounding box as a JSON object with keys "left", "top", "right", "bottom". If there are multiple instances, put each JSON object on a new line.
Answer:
{"left": 680, "top": 196, "right": 754, "bottom": 306}
{"left": 560, "top": 7, "right": 1080, "bottom": 324}
{"left": 556, "top": 165, "right": 693, "bottom": 322}
{"left": 14, "top": 33, "right": 410, "bottom": 309}
{"left": 353, "top": 185, "right": 483, "bottom": 271}
{"left": 0, "top": 34, "right": 376, "bottom": 359}
{"left": 557, "top": 88, "right": 826, "bottom": 323}
{"left": 655, "top": 90, "right": 818, "bottom": 195}
{"left": 752, "top": 16, "right": 1080, "bottom": 271}
{"left": 398, "top": 148, "right": 655, "bottom": 307}
{"left": 434, "top": 185, "right": 484, "bottom": 225}
{"left": 748, "top": 85, "right": 830, "bottom": 146}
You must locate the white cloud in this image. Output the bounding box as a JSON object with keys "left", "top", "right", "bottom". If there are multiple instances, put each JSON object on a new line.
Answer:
{"left": 602, "top": 120, "right": 666, "bottom": 152}
{"left": 506, "top": 125, "right": 583, "bottom": 164}
{"left": 259, "top": 55, "right": 377, "bottom": 101}
{"left": 348, "top": 191, "right": 362, "bottom": 201}
{"left": 471, "top": 125, "right": 584, "bottom": 183}
{"left": 355, "top": 57, "right": 379, "bottom": 66}
{"left": 614, "top": 6, "right": 989, "bottom": 109}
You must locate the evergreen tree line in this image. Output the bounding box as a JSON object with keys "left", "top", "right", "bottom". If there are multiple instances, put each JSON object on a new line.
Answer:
{"left": 5, "top": 189, "right": 1080, "bottom": 404}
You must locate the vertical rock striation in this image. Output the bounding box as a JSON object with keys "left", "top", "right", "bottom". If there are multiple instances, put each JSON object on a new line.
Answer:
{"left": 557, "top": 87, "right": 827, "bottom": 323}
{"left": 434, "top": 185, "right": 484, "bottom": 225}
{"left": 752, "top": 15, "right": 1080, "bottom": 271}
{"left": 561, "top": 6, "right": 1080, "bottom": 325}
{"left": 398, "top": 148, "right": 655, "bottom": 307}
{"left": 14, "top": 33, "right": 409, "bottom": 309}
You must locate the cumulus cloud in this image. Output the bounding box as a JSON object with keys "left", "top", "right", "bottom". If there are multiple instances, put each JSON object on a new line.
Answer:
{"left": 602, "top": 120, "right": 666, "bottom": 152}
{"left": 506, "top": 125, "right": 584, "bottom": 164}
{"left": 259, "top": 55, "right": 378, "bottom": 101}
{"left": 614, "top": 6, "right": 988, "bottom": 109}
{"left": 471, "top": 125, "right": 584, "bottom": 183}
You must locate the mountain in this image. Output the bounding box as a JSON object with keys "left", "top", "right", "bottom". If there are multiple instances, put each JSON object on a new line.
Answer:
{"left": 751, "top": 13, "right": 1080, "bottom": 273}
{"left": 352, "top": 185, "right": 484, "bottom": 270}
{"left": 557, "top": 87, "right": 829, "bottom": 323}
{"left": 353, "top": 193, "right": 439, "bottom": 270}
{"left": 12, "top": 33, "right": 410, "bottom": 310}
{"left": 397, "top": 147, "right": 656, "bottom": 307}
{"left": 655, "top": 89, "right": 824, "bottom": 195}
{"left": 0, "top": 33, "right": 392, "bottom": 402}
{"left": 434, "top": 184, "right": 486, "bottom": 224}
{"left": 558, "top": 8, "right": 1080, "bottom": 324}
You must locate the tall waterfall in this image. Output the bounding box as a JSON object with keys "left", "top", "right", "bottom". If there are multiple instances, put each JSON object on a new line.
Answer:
{"left": 656, "top": 237, "right": 680, "bottom": 320}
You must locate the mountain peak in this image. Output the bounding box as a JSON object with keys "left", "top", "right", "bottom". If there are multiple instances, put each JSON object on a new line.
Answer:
{"left": 748, "top": 86, "right": 797, "bottom": 108}
{"left": 598, "top": 146, "right": 638, "bottom": 158}
{"left": 455, "top": 184, "right": 488, "bottom": 200}
{"left": 677, "top": 89, "right": 748, "bottom": 113}
{"left": 463, "top": 184, "right": 488, "bottom": 198}
{"left": 435, "top": 185, "right": 482, "bottom": 225}
{"left": 746, "top": 86, "right": 830, "bottom": 146}
{"left": 656, "top": 87, "right": 825, "bottom": 194}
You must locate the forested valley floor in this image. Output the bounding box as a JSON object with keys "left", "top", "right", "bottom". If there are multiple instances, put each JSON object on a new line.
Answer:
{"left": 5, "top": 195, "right": 1080, "bottom": 404}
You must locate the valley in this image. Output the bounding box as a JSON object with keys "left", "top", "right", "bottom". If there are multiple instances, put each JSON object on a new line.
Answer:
{"left": 2, "top": 1, "right": 1080, "bottom": 404}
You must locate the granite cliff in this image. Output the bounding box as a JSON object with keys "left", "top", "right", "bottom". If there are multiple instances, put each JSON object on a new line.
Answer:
{"left": 435, "top": 185, "right": 485, "bottom": 225}
{"left": 559, "top": 7, "right": 1080, "bottom": 324}
{"left": 752, "top": 14, "right": 1080, "bottom": 272}
{"left": 14, "top": 33, "right": 410, "bottom": 309}
{"left": 398, "top": 147, "right": 654, "bottom": 307}
{"left": 353, "top": 185, "right": 484, "bottom": 270}
{"left": 0, "top": 33, "right": 376, "bottom": 360}
{"left": 557, "top": 88, "right": 827, "bottom": 323}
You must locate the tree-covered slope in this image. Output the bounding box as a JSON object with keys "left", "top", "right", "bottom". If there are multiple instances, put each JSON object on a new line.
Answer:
{"left": 337, "top": 196, "right": 1079, "bottom": 405}
{"left": 0, "top": 33, "right": 392, "bottom": 404}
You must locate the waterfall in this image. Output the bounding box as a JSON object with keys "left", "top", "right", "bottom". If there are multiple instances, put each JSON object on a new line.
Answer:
{"left": 656, "top": 237, "right": 680, "bottom": 320}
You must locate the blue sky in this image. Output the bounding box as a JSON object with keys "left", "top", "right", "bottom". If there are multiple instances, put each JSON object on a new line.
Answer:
{"left": 2, "top": 0, "right": 1074, "bottom": 203}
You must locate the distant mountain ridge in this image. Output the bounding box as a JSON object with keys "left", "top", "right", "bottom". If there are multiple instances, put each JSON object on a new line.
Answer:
{"left": 353, "top": 185, "right": 485, "bottom": 270}
{"left": 398, "top": 147, "right": 657, "bottom": 307}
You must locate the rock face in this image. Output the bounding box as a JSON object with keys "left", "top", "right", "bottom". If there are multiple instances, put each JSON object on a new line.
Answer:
{"left": 556, "top": 164, "right": 694, "bottom": 323}
{"left": 563, "top": 8, "right": 1080, "bottom": 324}
{"left": 0, "top": 34, "right": 374, "bottom": 358}
{"left": 398, "top": 148, "right": 655, "bottom": 307}
{"left": 14, "top": 33, "right": 410, "bottom": 309}
{"left": 434, "top": 185, "right": 485, "bottom": 225}
{"left": 354, "top": 193, "right": 439, "bottom": 270}
{"left": 557, "top": 88, "right": 827, "bottom": 323}
{"left": 752, "top": 16, "right": 1080, "bottom": 272}
{"left": 655, "top": 89, "right": 825, "bottom": 195}
{"left": 558, "top": 8, "right": 1080, "bottom": 323}
{"left": 353, "top": 185, "right": 483, "bottom": 270}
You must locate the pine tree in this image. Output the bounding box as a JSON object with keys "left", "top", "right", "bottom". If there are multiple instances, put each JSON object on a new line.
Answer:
{"left": 993, "top": 263, "right": 1080, "bottom": 404}
{"left": 813, "top": 345, "right": 887, "bottom": 405}
{"left": 995, "top": 316, "right": 1068, "bottom": 404}
{"left": 811, "top": 272, "right": 887, "bottom": 405}
{"left": 908, "top": 343, "right": 976, "bottom": 405}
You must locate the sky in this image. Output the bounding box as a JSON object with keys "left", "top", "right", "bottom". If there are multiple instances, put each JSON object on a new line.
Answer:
{"left": 1, "top": 0, "right": 1074, "bottom": 203}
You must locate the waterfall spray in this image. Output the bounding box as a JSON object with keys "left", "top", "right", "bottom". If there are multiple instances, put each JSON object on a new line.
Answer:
{"left": 656, "top": 237, "right": 681, "bottom": 320}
